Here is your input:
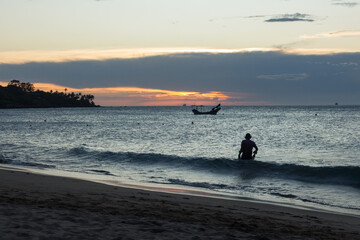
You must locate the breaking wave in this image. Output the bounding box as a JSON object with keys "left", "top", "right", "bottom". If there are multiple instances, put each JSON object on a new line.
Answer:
{"left": 67, "top": 147, "right": 360, "bottom": 189}
{"left": 1, "top": 147, "right": 359, "bottom": 189}
{"left": 0, "top": 154, "right": 55, "bottom": 169}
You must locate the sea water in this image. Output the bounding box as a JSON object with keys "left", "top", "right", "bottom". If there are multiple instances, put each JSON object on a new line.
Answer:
{"left": 1, "top": 106, "right": 359, "bottom": 215}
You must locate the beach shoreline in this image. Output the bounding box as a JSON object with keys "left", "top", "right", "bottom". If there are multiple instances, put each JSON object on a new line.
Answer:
{"left": 4, "top": 164, "right": 359, "bottom": 218}
{"left": 0, "top": 165, "right": 359, "bottom": 239}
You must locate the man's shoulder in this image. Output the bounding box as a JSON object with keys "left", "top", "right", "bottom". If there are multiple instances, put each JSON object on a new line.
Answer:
{"left": 244, "top": 139, "right": 256, "bottom": 145}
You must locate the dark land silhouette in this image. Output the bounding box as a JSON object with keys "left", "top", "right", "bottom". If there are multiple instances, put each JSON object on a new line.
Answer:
{"left": 0, "top": 80, "right": 99, "bottom": 108}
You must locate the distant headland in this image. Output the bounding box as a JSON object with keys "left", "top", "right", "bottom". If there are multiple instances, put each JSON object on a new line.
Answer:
{"left": 0, "top": 80, "right": 99, "bottom": 108}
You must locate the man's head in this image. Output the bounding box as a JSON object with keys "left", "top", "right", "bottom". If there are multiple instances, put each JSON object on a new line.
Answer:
{"left": 245, "top": 133, "right": 252, "bottom": 139}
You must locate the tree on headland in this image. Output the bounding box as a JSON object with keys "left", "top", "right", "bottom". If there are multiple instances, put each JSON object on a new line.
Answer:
{"left": 8, "top": 80, "right": 35, "bottom": 92}
{"left": 0, "top": 80, "right": 99, "bottom": 108}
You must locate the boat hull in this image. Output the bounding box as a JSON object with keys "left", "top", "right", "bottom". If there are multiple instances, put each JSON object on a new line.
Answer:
{"left": 192, "top": 108, "right": 221, "bottom": 115}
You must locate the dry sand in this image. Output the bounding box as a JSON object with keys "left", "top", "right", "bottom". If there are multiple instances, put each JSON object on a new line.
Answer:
{"left": 0, "top": 166, "right": 359, "bottom": 240}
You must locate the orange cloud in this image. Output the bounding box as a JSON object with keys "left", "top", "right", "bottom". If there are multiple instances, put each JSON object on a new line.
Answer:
{"left": 0, "top": 81, "right": 251, "bottom": 106}
{"left": 91, "top": 88, "right": 230, "bottom": 106}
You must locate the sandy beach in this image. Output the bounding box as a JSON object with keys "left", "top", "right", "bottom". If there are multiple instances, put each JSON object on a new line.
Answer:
{"left": 0, "top": 166, "right": 359, "bottom": 240}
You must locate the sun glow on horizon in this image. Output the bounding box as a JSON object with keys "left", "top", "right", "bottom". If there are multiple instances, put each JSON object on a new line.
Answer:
{"left": 0, "top": 81, "right": 259, "bottom": 106}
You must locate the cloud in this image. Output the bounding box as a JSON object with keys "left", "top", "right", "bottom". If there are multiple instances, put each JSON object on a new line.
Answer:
{"left": 332, "top": 0, "right": 359, "bottom": 7}
{"left": 265, "top": 13, "right": 314, "bottom": 22}
{"left": 245, "top": 15, "right": 267, "bottom": 19}
{"left": 0, "top": 48, "right": 278, "bottom": 64}
{"left": 0, "top": 81, "right": 251, "bottom": 106}
{"left": 30, "top": 83, "right": 240, "bottom": 106}
{"left": 210, "top": 13, "right": 316, "bottom": 24}
{"left": 1, "top": 47, "right": 359, "bottom": 65}
{"left": 256, "top": 73, "right": 308, "bottom": 81}
{"left": 274, "top": 30, "right": 360, "bottom": 53}
{"left": 280, "top": 48, "right": 360, "bottom": 55}
{"left": 1, "top": 51, "right": 359, "bottom": 105}
{"left": 301, "top": 30, "right": 360, "bottom": 39}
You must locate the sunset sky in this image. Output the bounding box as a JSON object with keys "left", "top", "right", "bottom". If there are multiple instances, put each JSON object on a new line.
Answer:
{"left": 0, "top": 0, "right": 359, "bottom": 105}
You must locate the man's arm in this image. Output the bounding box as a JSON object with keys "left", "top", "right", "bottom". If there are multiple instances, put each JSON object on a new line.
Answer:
{"left": 253, "top": 143, "right": 258, "bottom": 154}
{"left": 238, "top": 142, "right": 244, "bottom": 159}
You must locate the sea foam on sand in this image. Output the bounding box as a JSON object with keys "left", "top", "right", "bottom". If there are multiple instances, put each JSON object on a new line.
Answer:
{"left": 0, "top": 166, "right": 359, "bottom": 240}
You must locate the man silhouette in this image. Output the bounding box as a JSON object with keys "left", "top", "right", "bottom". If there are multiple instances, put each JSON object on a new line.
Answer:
{"left": 238, "top": 133, "right": 258, "bottom": 160}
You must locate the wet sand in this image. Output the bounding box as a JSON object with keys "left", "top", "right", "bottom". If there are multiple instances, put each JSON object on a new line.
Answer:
{"left": 0, "top": 166, "right": 359, "bottom": 240}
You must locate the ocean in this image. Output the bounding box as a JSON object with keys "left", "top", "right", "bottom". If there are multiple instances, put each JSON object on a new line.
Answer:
{"left": 1, "top": 106, "right": 359, "bottom": 215}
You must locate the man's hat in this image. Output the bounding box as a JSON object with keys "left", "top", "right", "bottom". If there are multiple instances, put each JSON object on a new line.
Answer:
{"left": 245, "top": 133, "right": 252, "bottom": 139}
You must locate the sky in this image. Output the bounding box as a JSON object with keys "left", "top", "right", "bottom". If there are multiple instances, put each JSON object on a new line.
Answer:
{"left": 0, "top": 0, "right": 359, "bottom": 105}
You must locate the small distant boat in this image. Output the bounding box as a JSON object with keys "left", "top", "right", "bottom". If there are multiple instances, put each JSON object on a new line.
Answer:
{"left": 192, "top": 104, "right": 221, "bottom": 115}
